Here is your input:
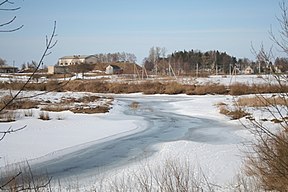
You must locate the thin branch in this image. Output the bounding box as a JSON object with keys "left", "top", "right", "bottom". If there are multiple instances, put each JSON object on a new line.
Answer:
{"left": 0, "top": 15, "right": 16, "bottom": 27}
{"left": 0, "top": 6, "right": 20, "bottom": 11}
{"left": 0, "top": 15, "right": 24, "bottom": 32}
{"left": 0, "top": 21, "right": 57, "bottom": 112}
{"left": 0, "top": 171, "right": 22, "bottom": 190}
{"left": 0, "top": 125, "right": 27, "bottom": 141}
{"left": 0, "top": 0, "right": 23, "bottom": 32}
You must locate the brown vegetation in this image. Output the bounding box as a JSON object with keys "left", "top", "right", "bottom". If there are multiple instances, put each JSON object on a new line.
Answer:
{"left": 229, "top": 83, "right": 288, "bottom": 95}
{"left": 237, "top": 95, "right": 288, "bottom": 107}
{"left": 0, "top": 111, "right": 16, "bottom": 122}
{"left": 38, "top": 111, "right": 50, "bottom": 120}
{"left": 70, "top": 106, "right": 110, "bottom": 114}
{"left": 218, "top": 105, "right": 250, "bottom": 120}
{"left": 2, "top": 79, "right": 288, "bottom": 96}
{"left": 129, "top": 101, "right": 140, "bottom": 109}
{"left": 245, "top": 130, "right": 288, "bottom": 191}
{"left": 0, "top": 95, "right": 39, "bottom": 110}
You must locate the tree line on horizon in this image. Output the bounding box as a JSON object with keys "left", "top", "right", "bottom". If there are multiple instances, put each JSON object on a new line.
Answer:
{"left": 143, "top": 47, "right": 288, "bottom": 75}
{"left": 1, "top": 48, "right": 288, "bottom": 75}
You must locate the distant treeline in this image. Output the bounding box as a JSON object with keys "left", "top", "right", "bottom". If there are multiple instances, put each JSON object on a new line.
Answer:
{"left": 143, "top": 47, "right": 288, "bottom": 75}
{"left": 91, "top": 52, "right": 137, "bottom": 64}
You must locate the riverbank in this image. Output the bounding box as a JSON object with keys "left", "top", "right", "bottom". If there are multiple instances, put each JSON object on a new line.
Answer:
{"left": 0, "top": 93, "right": 250, "bottom": 191}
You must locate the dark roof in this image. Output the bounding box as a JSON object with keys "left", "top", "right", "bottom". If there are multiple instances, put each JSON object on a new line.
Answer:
{"left": 108, "top": 64, "right": 121, "bottom": 69}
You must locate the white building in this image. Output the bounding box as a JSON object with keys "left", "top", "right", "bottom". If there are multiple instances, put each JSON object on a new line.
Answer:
{"left": 105, "top": 65, "right": 122, "bottom": 74}
{"left": 244, "top": 66, "right": 254, "bottom": 75}
{"left": 47, "top": 66, "right": 68, "bottom": 74}
{"left": 58, "top": 55, "right": 98, "bottom": 66}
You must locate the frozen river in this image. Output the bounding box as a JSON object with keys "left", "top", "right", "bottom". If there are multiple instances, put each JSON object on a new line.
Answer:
{"left": 30, "top": 95, "right": 243, "bottom": 180}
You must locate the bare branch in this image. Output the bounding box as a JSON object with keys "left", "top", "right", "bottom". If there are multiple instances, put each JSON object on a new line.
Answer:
{"left": 0, "top": 6, "right": 20, "bottom": 11}
{"left": 0, "top": 171, "right": 22, "bottom": 190}
{"left": 0, "top": 21, "right": 57, "bottom": 112}
{"left": 0, "top": 0, "right": 23, "bottom": 32}
{"left": 0, "top": 125, "right": 27, "bottom": 141}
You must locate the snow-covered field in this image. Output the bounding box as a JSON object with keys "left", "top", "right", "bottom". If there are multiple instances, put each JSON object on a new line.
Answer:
{"left": 0, "top": 73, "right": 283, "bottom": 86}
{"left": 0, "top": 75, "right": 283, "bottom": 191}
{"left": 0, "top": 91, "right": 252, "bottom": 190}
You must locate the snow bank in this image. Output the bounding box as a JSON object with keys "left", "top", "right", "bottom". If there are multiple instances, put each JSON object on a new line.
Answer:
{"left": 0, "top": 99, "right": 146, "bottom": 167}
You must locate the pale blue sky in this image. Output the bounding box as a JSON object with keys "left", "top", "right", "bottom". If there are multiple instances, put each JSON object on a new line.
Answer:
{"left": 0, "top": 0, "right": 282, "bottom": 66}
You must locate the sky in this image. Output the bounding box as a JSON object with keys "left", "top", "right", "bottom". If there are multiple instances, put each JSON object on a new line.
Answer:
{"left": 0, "top": 0, "right": 283, "bottom": 67}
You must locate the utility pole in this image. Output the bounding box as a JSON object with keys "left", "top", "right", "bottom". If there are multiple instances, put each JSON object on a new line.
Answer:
{"left": 196, "top": 63, "right": 199, "bottom": 77}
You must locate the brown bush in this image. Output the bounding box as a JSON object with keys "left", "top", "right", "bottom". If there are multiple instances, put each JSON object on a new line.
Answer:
{"left": 141, "top": 82, "right": 166, "bottom": 94}
{"left": 71, "top": 106, "right": 110, "bottom": 114}
{"left": 2, "top": 78, "right": 288, "bottom": 96}
{"left": 193, "top": 84, "right": 227, "bottom": 95}
{"left": 237, "top": 96, "right": 288, "bottom": 107}
{"left": 41, "top": 105, "right": 70, "bottom": 112}
{"left": 75, "top": 95, "right": 101, "bottom": 103}
{"left": 163, "top": 82, "right": 186, "bottom": 94}
{"left": 0, "top": 96, "right": 39, "bottom": 110}
{"left": 245, "top": 131, "right": 288, "bottom": 191}
{"left": 38, "top": 111, "right": 50, "bottom": 120}
{"left": 229, "top": 83, "right": 251, "bottom": 95}
{"left": 229, "top": 83, "right": 288, "bottom": 95}
{"left": 219, "top": 105, "right": 249, "bottom": 120}
{"left": 129, "top": 101, "right": 140, "bottom": 109}
{"left": 0, "top": 111, "right": 16, "bottom": 122}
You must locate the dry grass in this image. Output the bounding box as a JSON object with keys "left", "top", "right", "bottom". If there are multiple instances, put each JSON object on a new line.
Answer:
{"left": 129, "top": 101, "right": 140, "bottom": 109}
{"left": 24, "top": 109, "right": 33, "bottom": 117}
{"left": 0, "top": 95, "right": 39, "bottom": 110}
{"left": 0, "top": 163, "right": 51, "bottom": 192}
{"left": 38, "top": 111, "right": 50, "bottom": 120}
{"left": 219, "top": 105, "right": 250, "bottom": 120}
{"left": 2, "top": 79, "right": 288, "bottom": 96}
{"left": 193, "top": 83, "right": 227, "bottom": 95}
{"left": 0, "top": 111, "right": 16, "bottom": 122}
{"left": 41, "top": 105, "right": 70, "bottom": 112}
{"left": 70, "top": 106, "right": 110, "bottom": 114}
{"left": 229, "top": 83, "right": 288, "bottom": 95}
{"left": 245, "top": 131, "right": 288, "bottom": 191}
{"left": 237, "top": 96, "right": 288, "bottom": 107}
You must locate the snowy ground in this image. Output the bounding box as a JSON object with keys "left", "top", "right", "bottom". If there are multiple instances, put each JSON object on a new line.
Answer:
{"left": 0, "top": 73, "right": 283, "bottom": 86}
{"left": 1, "top": 74, "right": 283, "bottom": 190}
{"left": 0, "top": 90, "right": 256, "bottom": 191}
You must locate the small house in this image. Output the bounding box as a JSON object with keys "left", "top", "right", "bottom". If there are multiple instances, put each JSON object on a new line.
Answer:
{"left": 48, "top": 66, "right": 68, "bottom": 74}
{"left": 244, "top": 66, "right": 254, "bottom": 75}
{"left": 105, "top": 65, "right": 122, "bottom": 74}
{"left": 0, "top": 65, "right": 18, "bottom": 73}
{"left": 58, "top": 55, "right": 87, "bottom": 66}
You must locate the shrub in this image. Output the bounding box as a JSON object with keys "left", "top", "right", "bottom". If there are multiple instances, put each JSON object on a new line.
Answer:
{"left": 219, "top": 105, "right": 249, "bottom": 120}
{"left": 70, "top": 106, "right": 110, "bottom": 114}
{"left": 245, "top": 131, "right": 288, "bottom": 191}
{"left": 237, "top": 96, "right": 288, "bottom": 107}
{"left": 0, "top": 111, "right": 16, "bottom": 122}
{"left": 38, "top": 111, "right": 50, "bottom": 120}
{"left": 141, "top": 82, "right": 166, "bottom": 94}
{"left": 164, "top": 82, "right": 186, "bottom": 94}
{"left": 0, "top": 162, "right": 51, "bottom": 191}
{"left": 229, "top": 83, "right": 251, "bottom": 95}
{"left": 41, "top": 105, "right": 69, "bottom": 112}
{"left": 129, "top": 101, "right": 140, "bottom": 109}
{"left": 0, "top": 96, "right": 39, "bottom": 110}
{"left": 24, "top": 109, "right": 33, "bottom": 117}
{"left": 194, "top": 83, "right": 227, "bottom": 95}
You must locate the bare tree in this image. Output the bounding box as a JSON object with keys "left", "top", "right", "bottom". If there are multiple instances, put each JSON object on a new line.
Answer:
{"left": 0, "top": 57, "right": 6, "bottom": 66}
{"left": 242, "top": 1, "right": 288, "bottom": 191}
{"left": 0, "top": 21, "right": 57, "bottom": 141}
{"left": 0, "top": 0, "right": 24, "bottom": 32}
{"left": 0, "top": 21, "right": 57, "bottom": 192}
